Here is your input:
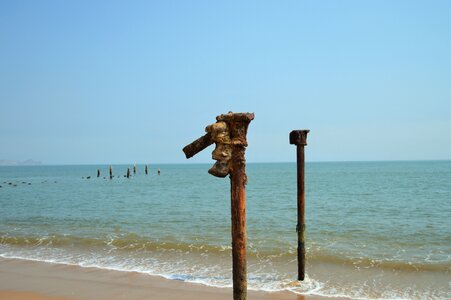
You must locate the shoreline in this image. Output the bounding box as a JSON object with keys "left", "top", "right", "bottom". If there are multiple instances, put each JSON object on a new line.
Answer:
{"left": 0, "top": 257, "right": 341, "bottom": 300}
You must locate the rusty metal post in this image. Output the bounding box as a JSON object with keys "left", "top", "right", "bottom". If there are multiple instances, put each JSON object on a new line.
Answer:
{"left": 222, "top": 113, "right": 253, "bottom": 300}
{"left": 109, "top": 165, "right": 113, "bottom": 180}
{"left": 183, "top": 112, "right": 254, "bottom": 300}
{"left": 289, "top": 130, "right": 309, "bottom": 281}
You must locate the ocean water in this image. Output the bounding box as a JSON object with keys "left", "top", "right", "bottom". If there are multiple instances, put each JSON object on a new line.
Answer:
{"left": 0, "top": 161, "right": 450, "bottom": 299}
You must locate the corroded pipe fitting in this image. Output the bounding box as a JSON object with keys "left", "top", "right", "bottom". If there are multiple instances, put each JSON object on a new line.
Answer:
{"left": 206, "top": 121, "right": 232, "bottom": 177}
{"left": 182, "top": 112, "right": 254, "bottom": 179}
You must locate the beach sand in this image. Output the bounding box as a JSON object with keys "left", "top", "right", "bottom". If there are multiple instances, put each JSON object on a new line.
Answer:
{"left": 0, "top": 291, "right": 76, "bottom": 300}
{"left": 0, "top": 257, "right": 338, "bottom": 300}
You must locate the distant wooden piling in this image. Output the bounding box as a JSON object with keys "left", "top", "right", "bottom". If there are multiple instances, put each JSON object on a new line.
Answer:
{"left": 289, "top": 129, "right": 309, "bottom": 281}
{"left": 109, "top": 165, "right": 113, "bottom": 180}
{"left": 158, "top": 168, "right": 160, "bottom": 175}
{"left": 145, "top": 165, "right": 148, "bottom": 175}
{"left": 133, "top": 163, "right": 136, "bottom": 174}
{"left": 127, "top": 168, "right": 130, "bottom": 178}
{"left": 97, "top": 169, "right": 100, "bottom": 178}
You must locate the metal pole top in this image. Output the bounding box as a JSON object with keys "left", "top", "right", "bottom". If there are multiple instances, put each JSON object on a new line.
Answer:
{"left": 289, "top": 130, "right": 310, "bottom": 146}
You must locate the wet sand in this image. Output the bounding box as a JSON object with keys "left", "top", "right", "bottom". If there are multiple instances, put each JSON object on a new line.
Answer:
{"left": 0, "top": 291, "right": 76, "bottom": 300}
{"left": 0, "top": 257, "right": 339, "bottom": 300}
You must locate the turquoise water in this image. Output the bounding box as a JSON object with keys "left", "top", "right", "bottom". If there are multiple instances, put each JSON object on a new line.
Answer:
{"left": 0, "top": 161, "right": 450, "bottom": 299}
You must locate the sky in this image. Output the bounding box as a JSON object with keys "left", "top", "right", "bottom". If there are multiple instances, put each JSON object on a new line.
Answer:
{"left": 0, "top": 0, "right": 450, "bottom": 164}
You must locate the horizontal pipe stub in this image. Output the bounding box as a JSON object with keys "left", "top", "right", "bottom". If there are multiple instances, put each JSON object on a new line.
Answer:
{"left": 182, "top": 133, "right": 213, "bottom": 159}
{"left": 289, "top": 130, "right": 309, "bottom": 146}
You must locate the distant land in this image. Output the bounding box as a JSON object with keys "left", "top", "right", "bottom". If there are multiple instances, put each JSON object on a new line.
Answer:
{"left": 0, "top": 159, "right": 42, "bottom": 166}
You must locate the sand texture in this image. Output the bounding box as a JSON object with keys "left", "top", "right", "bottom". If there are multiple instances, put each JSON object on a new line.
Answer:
{"left": 0, "top": 257, "right": 340, "bottom": 300}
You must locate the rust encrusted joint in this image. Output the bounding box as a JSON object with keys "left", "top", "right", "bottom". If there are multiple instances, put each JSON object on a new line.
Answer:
{"left": 207, "top": 121, "right": 232, "bottom": 177}
{"left": 289, "top": 130, "right": 309, "bottom": 146}
{"left": 182, "top": 112, "right": 254, "bottom": 179}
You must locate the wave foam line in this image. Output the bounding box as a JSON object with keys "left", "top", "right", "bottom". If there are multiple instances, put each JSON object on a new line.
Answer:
{"left": 1, "top": 233, "right": 449, "bottom": 273}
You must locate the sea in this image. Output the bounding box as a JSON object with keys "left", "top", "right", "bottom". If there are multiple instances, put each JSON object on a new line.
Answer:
{"left": 0, "top": 161, "right": 450, "bottom": 299}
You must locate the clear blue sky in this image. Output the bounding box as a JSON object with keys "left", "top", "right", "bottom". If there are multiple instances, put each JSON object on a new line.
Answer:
{"left": 1, "top": 0, "right": 450, "bottom": 164}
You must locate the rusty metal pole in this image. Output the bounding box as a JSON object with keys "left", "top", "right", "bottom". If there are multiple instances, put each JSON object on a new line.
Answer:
{"left": 219, "top": 113, "right": 253, "bottom": 300}
{"left": 183, "top": 112, "right": 254, "bottom": 300}
{"left": 289, "top": 130, "right": 309, "bottom": 281}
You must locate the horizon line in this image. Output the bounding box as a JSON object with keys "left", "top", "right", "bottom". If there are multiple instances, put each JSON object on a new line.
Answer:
{"left": 1, "top": 158, "right": 450, "bottom": 167}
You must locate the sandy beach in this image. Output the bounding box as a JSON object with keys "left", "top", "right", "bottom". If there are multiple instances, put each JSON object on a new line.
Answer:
{"left": 0, "top": 257, "right": 337, "bottom": 300}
